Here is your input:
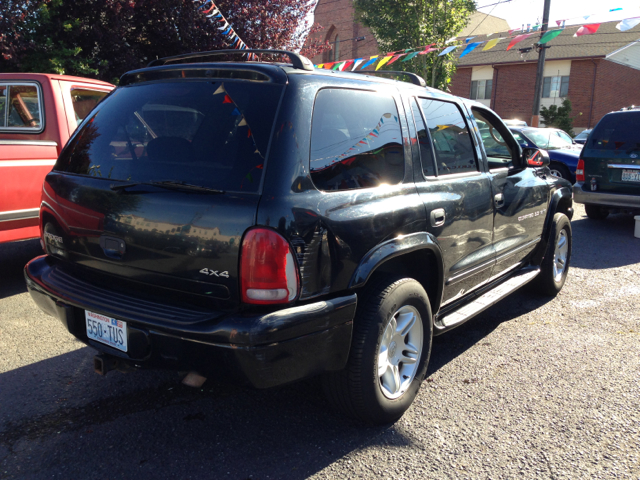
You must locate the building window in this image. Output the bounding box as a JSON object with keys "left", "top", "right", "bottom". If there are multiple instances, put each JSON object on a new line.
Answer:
{"left": 333, "top": 35, "right": 340, "bottom": 61}
{"left": 542, "top": 76, "right": 569, "bottom": 98}
{"left": 470, "top": 80, "right": 492, "bottom": 100}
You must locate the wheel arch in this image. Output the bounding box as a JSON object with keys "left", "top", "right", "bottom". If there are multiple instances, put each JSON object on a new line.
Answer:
{"left": 531, "top": 185, "right": 573, "bottom": 265}
{"left": 349, "top": 232, "right": 444, "bottom": 315}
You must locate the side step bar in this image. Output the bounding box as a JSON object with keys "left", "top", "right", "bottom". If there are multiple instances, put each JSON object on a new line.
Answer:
{"left": 437, "top": 268, "right": 540, "bottom": 331}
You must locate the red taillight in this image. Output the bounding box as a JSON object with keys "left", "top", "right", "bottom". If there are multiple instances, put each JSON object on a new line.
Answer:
{"left": 240, "top": 228, "right": 299, "bottom": 305}
{"left": 576, "top": 159, "right": 585, "bottom": 182}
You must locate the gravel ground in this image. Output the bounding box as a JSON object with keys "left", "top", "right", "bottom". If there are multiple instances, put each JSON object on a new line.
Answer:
{"left": 0, "top": 204, "right": 639, "bottom": 479}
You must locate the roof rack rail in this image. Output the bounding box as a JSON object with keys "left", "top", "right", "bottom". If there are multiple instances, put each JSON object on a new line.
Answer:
{"left": 353, "top": 70, "right": 426, "bottom": 87}
{"left": 147, "top": 49, "right": 315, "bottom": 71}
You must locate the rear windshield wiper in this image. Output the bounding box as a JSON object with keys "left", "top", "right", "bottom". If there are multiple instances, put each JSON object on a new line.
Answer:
{"left": 110, "top": 180, "right": 225, "bottom": 194}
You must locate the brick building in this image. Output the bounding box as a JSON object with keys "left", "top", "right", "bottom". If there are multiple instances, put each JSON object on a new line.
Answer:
{"left": 307, "top": 0, "right": 378, "bottom": 66}
{"left": 448, "top": 21, "right": 640, "bottom": 132}
{"left": 307, "top": 2, "right": 507, "bottom": 66}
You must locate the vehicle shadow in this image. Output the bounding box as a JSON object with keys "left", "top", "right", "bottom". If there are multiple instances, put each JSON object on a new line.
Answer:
{"left": 0, "top": 239, "right": 42, "bottom": 300}
{"left": 0, "top": 287, "right": 552, "bottom": 480}
{"left": 427, "top": 289, "right": 553, "bottom": 376}
{"left": 570, "top": 212, "right": 640, "bottom": 270}
{"left": 0, "top": 347, "right": 416, "bottom": 479}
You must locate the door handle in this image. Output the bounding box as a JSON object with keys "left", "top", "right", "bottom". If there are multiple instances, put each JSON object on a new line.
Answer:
{"left": 494, "top": 193, "right": 505, "bottom": 208}
{"left": 430, "top": 208, "right": 446, "bottom": 227}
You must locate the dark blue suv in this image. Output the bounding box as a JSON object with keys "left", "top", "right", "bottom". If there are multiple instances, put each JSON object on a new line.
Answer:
{"left": 25, "top": 50, "right": 573, "bottom": 424}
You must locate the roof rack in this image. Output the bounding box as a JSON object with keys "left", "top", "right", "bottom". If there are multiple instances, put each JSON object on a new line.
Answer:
{"left": 147, "top": 49, "right": 315, "bottom": 71}
{"left": 353, "top": 70, "right": 427, "bottom": 87}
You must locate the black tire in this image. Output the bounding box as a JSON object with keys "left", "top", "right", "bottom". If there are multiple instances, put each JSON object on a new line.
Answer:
{"left": 549, "top": 162, "right": 574, "bottom": 183}
{"left": 532, "top": 213, "right": 572, "bottom": 296}
{"left": 322, "top": 276, "right": 432, "bottom": 425}
{"left": 585, "top": 204, "right": 609, "bottom": 220}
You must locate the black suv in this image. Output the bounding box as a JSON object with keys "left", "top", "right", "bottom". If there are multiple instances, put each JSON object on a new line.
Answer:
{"left": 573, "top": 109, "right": 640, "bottom": 219}
{"left": 25, "top": 50, "right": 574, "bottom": 424}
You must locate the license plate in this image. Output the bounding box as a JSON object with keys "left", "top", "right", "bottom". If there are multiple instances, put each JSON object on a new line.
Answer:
{"left": 621, "top": 169, "right": 640, "bottom": 182}
{"left": 85, "top": 310, "right": 128, "bottom": 352}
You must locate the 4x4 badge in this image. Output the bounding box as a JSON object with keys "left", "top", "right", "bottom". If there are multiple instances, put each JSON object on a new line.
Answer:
{"left": 199, "top": 268, "right": 229, "bottom": 278}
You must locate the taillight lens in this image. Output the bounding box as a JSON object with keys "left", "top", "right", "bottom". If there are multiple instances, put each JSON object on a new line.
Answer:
{"left": 240, "top": 228, "right": 299, "bottom": 305}
{"left": 576, "top": 159, "right": 585, "bottom": 182}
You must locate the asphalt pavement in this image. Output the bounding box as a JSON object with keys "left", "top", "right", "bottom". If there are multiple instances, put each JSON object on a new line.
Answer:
{"left": 1, "top": 204, "right": 639, "bottom": 479}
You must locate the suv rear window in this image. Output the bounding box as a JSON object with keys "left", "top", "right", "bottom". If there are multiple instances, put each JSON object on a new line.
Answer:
{"left": 588, "top": 112, "right": 640, "bottom": 151}
{"left": 310, "top": 89, "right": 404, "bottom": 191}
{"left": 56, "top": 81, "right": 283, "bottom": 193}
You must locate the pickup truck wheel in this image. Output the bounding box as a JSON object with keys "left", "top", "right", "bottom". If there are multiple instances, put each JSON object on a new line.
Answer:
{"left": 585, "top": 204, "right": 609, "bottom": 220}
{"left": 322, "top": 277, "right": 432, "bottom": 425}
{"left": 533, "top": 213, "right": 572, "bottom": 296}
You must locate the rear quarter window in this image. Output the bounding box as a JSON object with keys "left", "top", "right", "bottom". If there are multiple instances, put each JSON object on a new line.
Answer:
{"left": 310, "top": 88, "right": 404, "bottom": 191}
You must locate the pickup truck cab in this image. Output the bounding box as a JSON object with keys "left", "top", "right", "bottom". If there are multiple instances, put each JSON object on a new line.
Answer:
{"left": 0, "top": 73, "right": 113, "bottom": 243}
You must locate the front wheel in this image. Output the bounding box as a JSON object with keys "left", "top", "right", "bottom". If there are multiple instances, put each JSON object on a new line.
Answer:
{"left": 532, "top": 213, "right": 572, "bottom": 296}
{"left": 322, "top": 277, "right": 432, "bottom": 425}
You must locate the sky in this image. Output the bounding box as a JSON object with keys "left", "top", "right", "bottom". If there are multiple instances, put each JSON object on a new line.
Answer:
{"left": 477, "top": 0, "right": 640, "bottom": 29}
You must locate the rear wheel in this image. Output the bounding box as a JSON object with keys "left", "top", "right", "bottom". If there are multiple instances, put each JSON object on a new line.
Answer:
{"left": 322, "top": 276, "right": 432, "bottom": 425}
{"left": 532, "top": 213, "right": 572, "bottom": 296}
{"left": 549, "top": 163, "right": 573, "bottom": 183}
{"left": 585, "top": 204, "right": 609, "bottom": 220}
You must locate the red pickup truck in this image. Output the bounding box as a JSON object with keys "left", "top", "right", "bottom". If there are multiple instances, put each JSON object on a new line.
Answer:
{"left": 0, "top": 73, "right": 113, "bottom": 243}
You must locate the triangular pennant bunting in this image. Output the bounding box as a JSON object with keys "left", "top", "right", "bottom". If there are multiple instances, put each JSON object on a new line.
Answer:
{"left": 460, "top": 42, "right": 482, "bottom": 58}
{"left": 539, "top": 29, "right": 563, "bottom": 44}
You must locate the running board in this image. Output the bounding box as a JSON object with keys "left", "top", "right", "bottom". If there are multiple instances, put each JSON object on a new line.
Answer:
{"left": 438, "top": 268, "right": 540, "bottom": 330}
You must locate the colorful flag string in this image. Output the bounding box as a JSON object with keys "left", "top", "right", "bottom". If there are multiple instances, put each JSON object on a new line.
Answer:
{"left": 313, "top": 14, "right": 640, "bottom": 71}
{"left": 193, "top": 0, "right": 253, "bottom": 57}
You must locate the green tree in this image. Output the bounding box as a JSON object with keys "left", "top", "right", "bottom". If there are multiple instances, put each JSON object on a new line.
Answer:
{"left": 353, "top": 0, "right": 476, "bottom": 90}
{"left": 0, "top": 0, "right": 329, "bottom": 84}
{"left": 540, "top": 98, "right": 574, "bottom": 137}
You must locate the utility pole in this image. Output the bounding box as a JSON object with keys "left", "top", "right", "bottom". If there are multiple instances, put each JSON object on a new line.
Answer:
{"left": 531, "top": 0, "right": 552, "bottom": 127}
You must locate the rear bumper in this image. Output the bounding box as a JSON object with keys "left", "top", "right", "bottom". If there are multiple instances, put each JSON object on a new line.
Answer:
{"left": 25, "top": 255, "right": 356, "bottom": 388}
{"left": 573, "top": 183, "right": 640, "bottom": 210}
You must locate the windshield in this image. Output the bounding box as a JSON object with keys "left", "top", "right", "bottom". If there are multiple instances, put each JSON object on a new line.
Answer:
{"left": 521, "top": 128, "right": 573, "bottom": 150}
{"left": 56, "top": 81, "right": 284, "bottom": 193}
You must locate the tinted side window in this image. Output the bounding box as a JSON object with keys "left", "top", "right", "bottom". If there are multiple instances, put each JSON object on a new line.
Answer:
{"left": 588, "top": 112, "right": 640, "bottom": 150}
{"left": 471, "top": 107, "right": 514, "bottom": 169}
{"left": 310, "top": 89, "right": 404, "bottom": 191}
{"left": 419, "top": 99, "right": 477, "bottom": 175}
{"left": 0, "top": 83, "right": 43, "bottom": 131}
{"left": 411, "top": 98, "right": 435, "bottom": 177}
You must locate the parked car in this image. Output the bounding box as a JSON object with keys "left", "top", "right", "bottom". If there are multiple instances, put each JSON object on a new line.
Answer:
{"left": 573, "top": 110, "right": 640, "bottom": 219}
{"left": 0, "top": 73, "right": 114, "bottom": 244}
{"left": 509, "top": 126, "right": 581, "bottom": 183}
{"left": 503, "top": 119, "right": 528, "bottom": 127}
{"left": 573, "top": 129, "right": 592, "bottom": 145}
{"left": 24, "top": 50, "right": 573, "bottom": 425}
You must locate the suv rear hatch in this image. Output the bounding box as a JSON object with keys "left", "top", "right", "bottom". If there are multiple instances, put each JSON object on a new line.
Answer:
{"left": 582, "top": 111, "right": 640, "bottom": 195}
{"left": 44, "top": 67, "right": 286, "bottom": 309}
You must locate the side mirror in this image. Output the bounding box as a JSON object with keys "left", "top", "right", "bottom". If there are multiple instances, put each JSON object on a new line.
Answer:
{"left": 523, "top": 147, "right": 550, "bottom": 167}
